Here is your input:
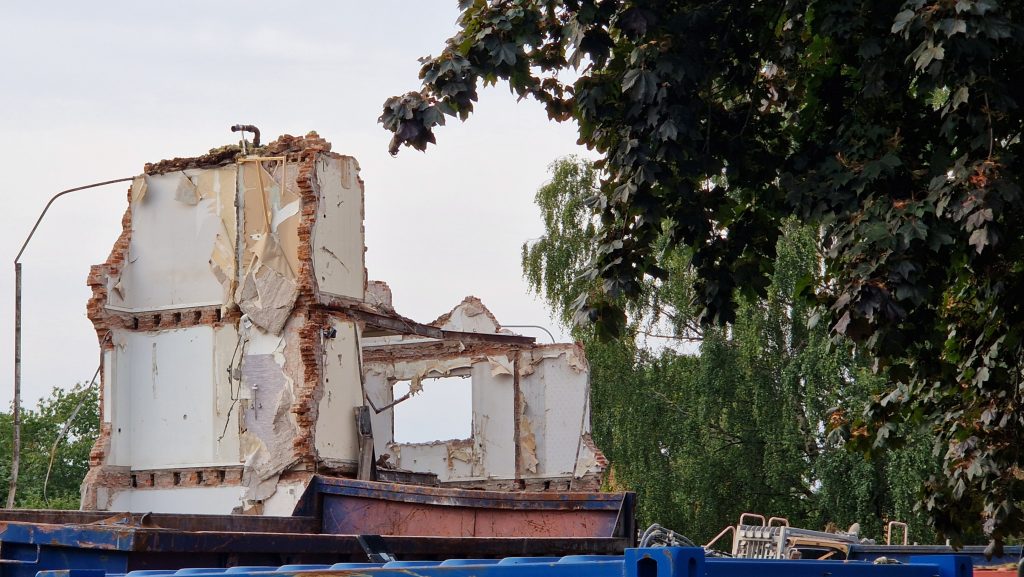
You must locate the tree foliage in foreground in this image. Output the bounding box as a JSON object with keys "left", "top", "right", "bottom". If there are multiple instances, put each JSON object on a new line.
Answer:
{"left": 524, "top": 157, "right": 944, "bottom": 543}
{"left": 382, "top": 0, "right": 1024, "bottom": 545}
{"left": 1, "top": 383, "right": 99, "bottom": 509}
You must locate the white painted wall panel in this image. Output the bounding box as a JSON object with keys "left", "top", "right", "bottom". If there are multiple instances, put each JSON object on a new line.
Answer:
{"left": 261, "top": 480, "right": 308, "bottom": 516}
{"left": 364, "top": 369, "right": 394, "bottom": 457}
{"left": 110, "top": 486, "right": 245, "bottom": 514}
{"left": 312, "top": 157, "right": 365, "bottom": 299}
{"left": 314, "top": 319, "right": 364, "bottom": 462}
{"left": 535, "top": 359, "right": 589, "bottom": 476}
{"left": 212, "top": 325, "right": 242, "bottom": 462}
{"left": 102, "top": 349, "right": 114, "bottom": 425}
{"left": 394, "top": 442, "right": 474, "bottom": 482}
{"left": 436, "top": 305, "right": 499, "bottom": 334}
{"left": 108, "top": 326, "right": 241, "bottom": 469}
{"left": 109, "top": 338, "right": 131, "bottom": 466}
{"left": 109, "top": 170, "right": 230, "bottom": 311}
{"left": 130, "top": 327, "right": 215, "bottom": 468}
{"left": 472, "top": 362, "right": 515, "bottom": 478}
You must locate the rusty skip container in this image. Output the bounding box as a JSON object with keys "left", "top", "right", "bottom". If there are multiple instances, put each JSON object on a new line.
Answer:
{"left": 0, "top": 477, "right": 634, "bottom": 577}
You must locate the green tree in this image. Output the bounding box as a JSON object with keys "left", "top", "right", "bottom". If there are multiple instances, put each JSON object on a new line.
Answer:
{"left": 381, "top": 0, "right": 1024, "bottom": 545}
{"left": 1, "top": 383, "right": 99, "bottom": 509}
{"left": 523, "top": 157, "right": 941, "bottom": 543}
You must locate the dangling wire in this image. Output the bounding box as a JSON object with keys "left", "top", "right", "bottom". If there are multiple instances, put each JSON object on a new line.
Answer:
{"left": 42, "top": 331, "right": 111, "bottom": 506}
{"left": 218, "top": 324, "right": 250, "bottom": 442}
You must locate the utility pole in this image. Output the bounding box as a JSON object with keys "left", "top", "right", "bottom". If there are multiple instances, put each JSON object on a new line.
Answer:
{"left": 7, "top": 177, "right": 134, "bottom": 508}
{"left": 8, "top": 261, "right": 21, "bottom": 508}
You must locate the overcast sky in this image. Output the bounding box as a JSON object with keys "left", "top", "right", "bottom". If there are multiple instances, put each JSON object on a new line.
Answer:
{"left": 0, "top": 2, "right": 594, "bottom": 409}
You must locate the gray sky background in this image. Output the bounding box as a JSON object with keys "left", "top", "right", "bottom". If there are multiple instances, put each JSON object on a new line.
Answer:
{"left": 0, "top": 1, "right": 593, "bottom": 409}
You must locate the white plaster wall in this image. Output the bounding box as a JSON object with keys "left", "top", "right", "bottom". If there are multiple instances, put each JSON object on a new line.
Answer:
{"left": 245, "top": 326, "right": 287, "bottom": 356}
{"left": 213, "top": 325, "right": 242, "bottom": 462}
{"left": 362, "top": 348, "right": 593, "bottom": 483}
{"left": 261, "top": 480, "right": 308, "bottom": 516}
{"left": 392, "top": 442, "right": 474, "bottom": 481}
{"left": 527, "top": 357, "right": 589, "bottom": 477}
{"left": 110, "top": 486, "right": 246, "bottom": 514}
{"left": 312, "top": 156, "right": 365, "bottom": 299}
{"left": 109, "top": 170, "right": 231, "bottom": 311}
{"left": 314, "top": 318, "right": 364, "bottom": 463}
{"left": 436, "top": 303, "right": 499, "bottom": 334}
{"left": 367, "top": 359, "right": 516, "bottom": 482}
{"left": 109, "top": 344, "right": 130, "bottom": 466}
{"left": 364, "top": 352, "right": 479, "bottom": 451}
{"left": 102, "top": 349, "right": 114, "bottom": 426}
{"left": 365, "top": 358, "right": 479, "bottom": 479}
{"left": 472, "top": 361, "right": 515, "bottom": 478}
{"left": 108, "top": 325, "right": 241, "bottom": 469}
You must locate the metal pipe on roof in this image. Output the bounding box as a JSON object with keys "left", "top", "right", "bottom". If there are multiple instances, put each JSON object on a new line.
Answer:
{"left": 231, "top": 124, "right": 261, "bottom": 150}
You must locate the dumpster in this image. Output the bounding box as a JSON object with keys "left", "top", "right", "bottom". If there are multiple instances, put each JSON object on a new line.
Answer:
{"left": 28, "top": 548, "right": 974, "bottom": 577}
{"left": 847, "top": 544, "right": 1023, "bottom": 569}
{"left": 0, "top": 477, "right": 634, "bottom": 577}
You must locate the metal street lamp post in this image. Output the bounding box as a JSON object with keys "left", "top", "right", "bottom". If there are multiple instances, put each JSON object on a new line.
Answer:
{"left": 7, "top": 177, "right": 134, "bottom": 508}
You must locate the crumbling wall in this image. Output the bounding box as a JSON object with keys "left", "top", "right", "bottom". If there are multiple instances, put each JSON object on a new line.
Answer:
{"left": 83, "top": 134, "right": 368, "bottom": 513}
{"left": 311, "top": 155, "right": 366, "bottom": 300}
{"left": 518, "top": 344, "right": 591, "bottom": 477}
{"left": 82, "top": 133, "right": 604, "bottom": 514}
{"left": 314, "top": 317, "right": 364, "bottom": 468}
{"left": 472, "top": 357, "right": 515, "bottom": 479}
{"left": 361, "top": 298, "right": 604, "bottom": 489}
{"left": 104, "top": 167, "right": 237, "bottom": 312}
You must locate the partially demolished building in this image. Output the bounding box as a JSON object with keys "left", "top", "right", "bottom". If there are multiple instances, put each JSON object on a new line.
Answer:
{"left": 81, "top": 133, "right": 606, "bottom": 514}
